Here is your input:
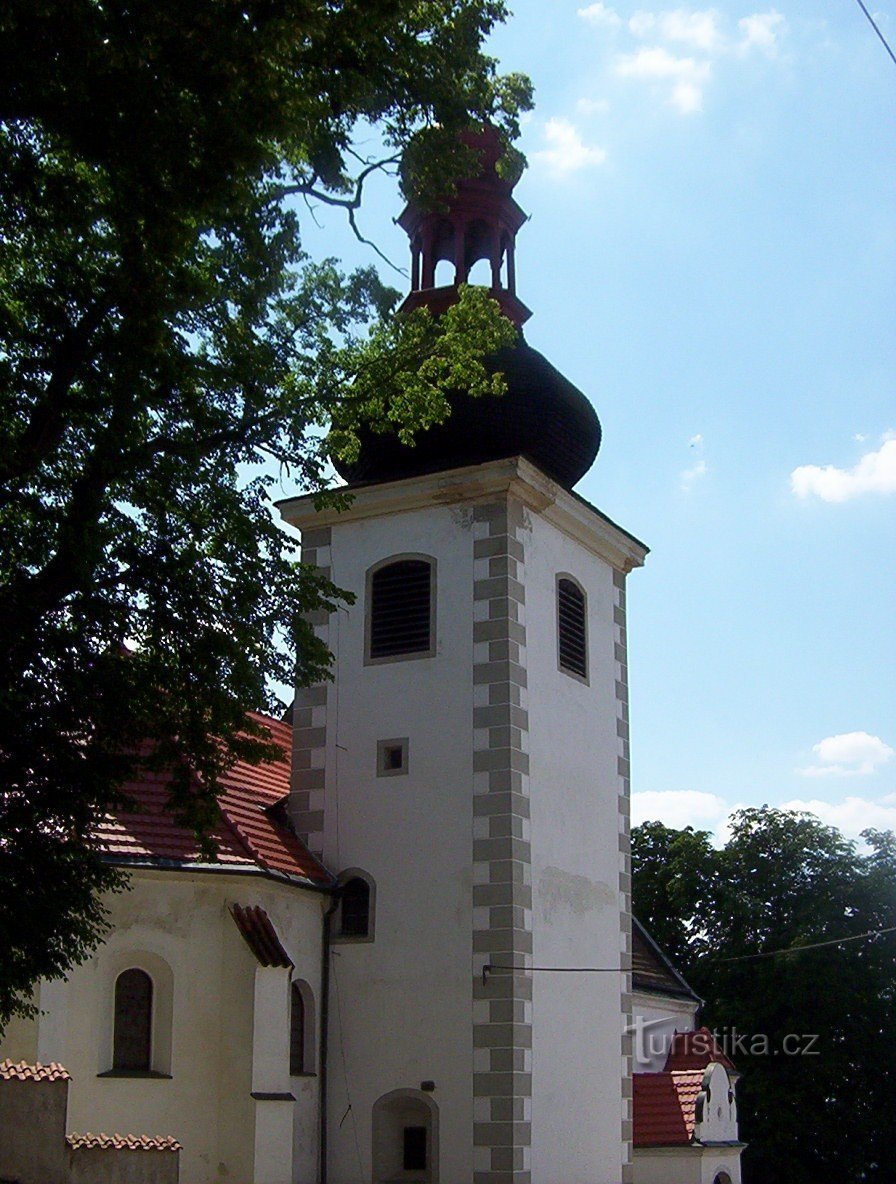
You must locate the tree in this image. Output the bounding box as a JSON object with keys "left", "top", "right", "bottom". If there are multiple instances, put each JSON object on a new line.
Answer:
{"left": 632, "top": 807, "right": 896, "bottom": 1184}
{"left": 0, "top": 0, "right": 532, "bottom": 1026}
{"left": 630, "top": 819, "right": 716, "bottom": 966}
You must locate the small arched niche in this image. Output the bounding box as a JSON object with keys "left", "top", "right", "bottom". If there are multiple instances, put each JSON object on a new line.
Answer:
{"left": 372, "top": 1089, "right": 439, "bottom": 1184}
{"left": 290, "top": 979, "right": 316, "bottom": 1075}
{"left": 100, "top": 949, "right": 174, "bottom": 1077}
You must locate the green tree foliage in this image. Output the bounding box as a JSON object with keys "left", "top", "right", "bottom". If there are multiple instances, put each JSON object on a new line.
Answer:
{"left": 0, "top": 0, "right": 532, "bottom": 1025}
{"left": 632, "top": 808, "right": 896, "bottom": 1184}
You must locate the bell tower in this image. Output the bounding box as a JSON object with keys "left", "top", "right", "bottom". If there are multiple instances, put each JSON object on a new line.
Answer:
{"left": 279, "top": 127, "right": 647, "bottom": 1184}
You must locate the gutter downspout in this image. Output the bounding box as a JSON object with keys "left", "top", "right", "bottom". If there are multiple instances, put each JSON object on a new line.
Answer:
{"left": 319, "top": 891, "right": 340, "bottom": 1184}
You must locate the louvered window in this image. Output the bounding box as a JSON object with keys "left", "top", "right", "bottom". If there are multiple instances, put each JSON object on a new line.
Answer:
{"left": 557, "top": 577, "right": 588, "bottom": 679}
{"left": 113, "top": 968, "right": 152, "bottom": 1072}
{"left": 368, "top": 559, "right": 433, "bottom": 661}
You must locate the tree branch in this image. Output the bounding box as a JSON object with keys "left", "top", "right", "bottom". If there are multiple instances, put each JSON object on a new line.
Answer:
{"left": 273, "top": 156, "right": 408, "bottom": 276}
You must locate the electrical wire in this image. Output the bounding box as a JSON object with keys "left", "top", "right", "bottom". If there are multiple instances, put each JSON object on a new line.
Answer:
{"left": 712, "top": 923, "right": 896, "bottom": 963}
{"left": 482, "top": 923, "right": 896, "bottom": 979}
{"left": 852, "top": 0, "right": 896, "bottom": 67}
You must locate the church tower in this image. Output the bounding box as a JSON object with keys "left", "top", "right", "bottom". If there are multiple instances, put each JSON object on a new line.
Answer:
{"left": 278, "top": 127, "right": 647, "bottom": 1184}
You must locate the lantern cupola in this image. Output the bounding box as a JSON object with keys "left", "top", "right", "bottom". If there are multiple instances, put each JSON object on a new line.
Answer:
{"left": 397, "top": 124, "right": 532, "bottom": 327}
{"left": 332, "top": 126, "right": 602, "bottom": 491}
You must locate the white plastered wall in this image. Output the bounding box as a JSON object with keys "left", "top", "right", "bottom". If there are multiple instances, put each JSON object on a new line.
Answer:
{"left": 319, "top": 502, "right": 477, "bottom": 1184}
{"left": 634, "top": 1146, "right": 741, "bottom": 1184}
{"left": 523, "top": 508, "right": 628, "bottom": 1183}
{"left": 0, "top": 869, "right": 324, "bottom": 1184}
{"left": 630, "top": 992, "right": 699, "bottom": 1072}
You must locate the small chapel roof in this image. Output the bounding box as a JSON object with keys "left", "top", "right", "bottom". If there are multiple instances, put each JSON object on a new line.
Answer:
{"left": 664, "top": 1026, "right": 737, "bottom": 1073}
{"left": 94, "top": 712, "right": 333, "bottom": 889}
{"left": 633, "top": 1027, "right": 740, "bottom": 1148}
{"left": 633, "top": 1069, "right": 704, "bottom": 1147}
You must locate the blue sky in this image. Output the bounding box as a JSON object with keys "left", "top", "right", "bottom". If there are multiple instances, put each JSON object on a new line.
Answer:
{"left": 298, "top": 1, "right": 896, "bottom": 843}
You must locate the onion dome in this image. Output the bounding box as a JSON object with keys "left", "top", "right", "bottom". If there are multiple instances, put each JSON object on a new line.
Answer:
{"left": 332, "top": 126, "right": 602, "bottom": 491}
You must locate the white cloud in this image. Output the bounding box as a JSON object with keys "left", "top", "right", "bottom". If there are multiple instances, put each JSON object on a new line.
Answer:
{"left": 632, "top": 789, "right": 729, "bottom": 830}
{"left": 689, "top": 432, "right": 704, "bottom": 448}
{"left": 577, "top": 97, "right": 612, "bottom": 115}
{"left": 790, "top": 437, "right": 896, "bottom": 502}
{"left": 679, "top": 459, "right": 707, "bottom": 490}
{"left": 659, "top": 8, "right": 724, "bottom": 52}
{"left": 615, "top": 47, "right": 711, "bottom": 113}
{"left": 738, "top": 10, "right": 786, "bottom": 54}
{"left": 629, "top": 11, "right": 657, "bottom": 37}
{"left": 780, "top": 795, "right": 896, "bottom": 843}
{"left": 531, "top": 118, "right": 608, "bottom": 175}
{"left": 578, "top": 2, "right": 622, "bottom": 27}
{"left": 798, "top": 731, "right": 894, "bottom": 778}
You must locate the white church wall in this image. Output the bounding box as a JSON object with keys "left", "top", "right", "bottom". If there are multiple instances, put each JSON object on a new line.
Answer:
{"left": 630, "top": 992, "right": 699, "bottom": 1072}
{"left": 523, "top": 506, "right": 630, "bottom": 1183}
{"left": 0, "top": 870, "right": 325, "bottom": 1184}
{"left": 318, "top": 502, "right": 477, "bottom": 1184}
{"left": 634, "top": 1145, "right": 742, "bottom": 1184}
{"left": 634, "top": 1147, "right": 703, "bottom": 1184}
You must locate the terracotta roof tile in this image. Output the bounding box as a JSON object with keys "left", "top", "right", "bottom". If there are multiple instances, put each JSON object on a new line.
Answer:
{"left": 665, "top": 1026, "right": 737, "bottom": 1073}
{"left": 94, "top": 713, "right": 332, "bottom": 888}
{"left": 67, "top": 1133, "right": 181, "bottom": 1151}
{"left": 633, "top": 1070, "right": 704, "bottom": 1147}
{"left": 0, "top": 1059, "right": 71, "bottom": 1082}
{"left": 230, "top": 904, "right": 293, "bottom": 968}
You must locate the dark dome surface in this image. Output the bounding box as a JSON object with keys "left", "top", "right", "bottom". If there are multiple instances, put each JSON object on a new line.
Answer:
{"left": 333, "top": 336, "right": 601, "bottom": 490}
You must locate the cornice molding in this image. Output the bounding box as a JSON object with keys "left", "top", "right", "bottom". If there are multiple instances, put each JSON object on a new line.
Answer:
{"left": 277, "top": 457, "right": 649, "bottom": 574}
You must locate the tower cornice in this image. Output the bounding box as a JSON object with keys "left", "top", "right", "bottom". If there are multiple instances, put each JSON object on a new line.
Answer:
{"left": 277, "top": 456, "right": 648, "bottom": 574}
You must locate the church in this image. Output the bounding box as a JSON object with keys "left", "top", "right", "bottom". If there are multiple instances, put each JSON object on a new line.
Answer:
{"left": 0, "top": 128, "right": 744, "bottom": 1184}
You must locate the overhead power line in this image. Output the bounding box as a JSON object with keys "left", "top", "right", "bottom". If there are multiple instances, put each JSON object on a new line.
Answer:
{"left": 713, "top": 924, "right": 896, "bottom": 963}
{"left": 852, "top": 0, "right": 896, "bottom": 67}
{"left": 481, "top": 924, "right": 896, "bottom": 981}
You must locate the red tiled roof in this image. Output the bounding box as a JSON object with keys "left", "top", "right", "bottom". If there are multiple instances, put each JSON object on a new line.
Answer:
{"left": 95, "top": 713, "right": 332, "bottom": 888}
{"left": 664, "top": 1026, "right": 737, "bottom": 1073}
{"left": 633, "top": 1070, "right": 704, "bottom": 1147}
{"left": 67, "top": 1133, "right": 181, "bottom": 1151}
{"left": 231, "top": 904, "right": 293, "bottom": 968}
{"left": 0, "top": 1059, "right": 71, "bottom": 1082}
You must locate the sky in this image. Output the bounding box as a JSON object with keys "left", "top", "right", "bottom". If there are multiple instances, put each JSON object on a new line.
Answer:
{"left": 296, "top": 0, "right": 896, "bottom": 845}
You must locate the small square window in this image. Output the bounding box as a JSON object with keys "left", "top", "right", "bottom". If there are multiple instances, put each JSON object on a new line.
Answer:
{"left": 403, "top": 1125, "right": 427, "bottom": 1171}
{"left": 377, "top": 737, "right": 409, "bottom": 778}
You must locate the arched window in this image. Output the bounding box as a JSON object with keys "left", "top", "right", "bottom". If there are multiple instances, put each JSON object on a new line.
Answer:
{"left": 712, "top": 1174, "right": 733, "bottom": 1184}
{"left": 367, "top": 557, "right": 435, "bottom": 663}
{"left": 113, "top": 968, "right": 152, "bottom": 1072}
{"left": 372, "top": 1090, "right": 439, "bottom": 1184}
{"left": 290, "top": 980, "right": 315, "bottom": 1075}
{"left": 557, "top": 576, "right": 588, "bottom": 680}
{"left": 339, "top": 876, "right": 371, "bottom": 938}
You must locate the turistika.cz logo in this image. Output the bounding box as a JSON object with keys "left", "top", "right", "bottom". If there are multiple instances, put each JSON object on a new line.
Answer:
{"left": 626, "top": 1016, "right": 820, "bottom": 1066}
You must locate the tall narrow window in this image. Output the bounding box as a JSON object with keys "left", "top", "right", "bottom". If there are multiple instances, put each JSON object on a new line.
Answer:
{"left": 340, "top": 876, "right": 371, "bottom": 937}
{"left": 557, "top": 577, "right": 588, "bottom": 680}
{"left": 368, "top": 558, "right": 434, "bottom": 662}
{"left": 113, "top": 968, "right": 152, "bottom": 1071}
{"left": 290, "top": 983, "right": 306, "bottom": 1075}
